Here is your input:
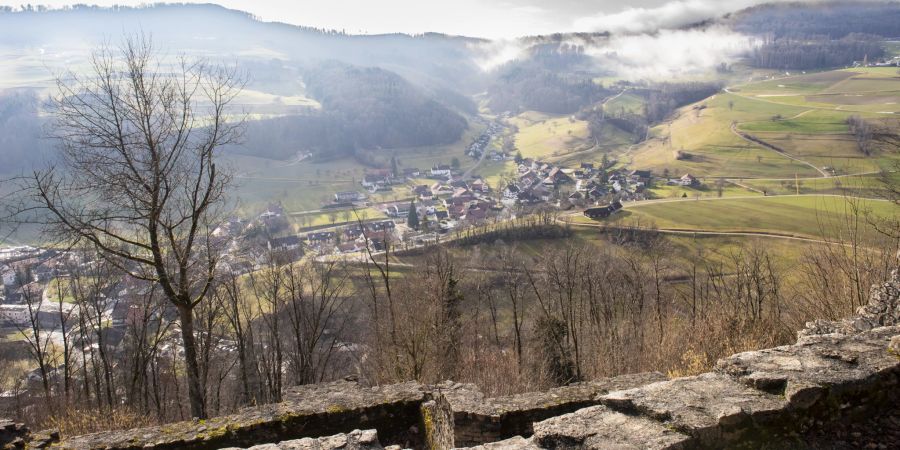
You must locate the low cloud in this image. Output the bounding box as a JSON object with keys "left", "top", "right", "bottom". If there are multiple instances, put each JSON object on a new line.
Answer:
{"left": 574, "top": 0, "right": 764, "bottom": 35}
{"left": 469, "top": 39, "right": 528, "bottom": 71}
{"left": 588, "top": 26, "right": 758, "bottom": 80}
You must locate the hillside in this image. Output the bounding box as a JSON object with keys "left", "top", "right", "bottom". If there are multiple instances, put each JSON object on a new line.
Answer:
{"left": 627, "top": 68, "right": 900, "bottom": 179}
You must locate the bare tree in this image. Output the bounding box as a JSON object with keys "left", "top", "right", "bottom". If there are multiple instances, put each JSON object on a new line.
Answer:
{"left": 13, "top": 275, "right": 54, "bottom": 400}
{"left": 15, "top": 35, "right": 244, "bottom": 419}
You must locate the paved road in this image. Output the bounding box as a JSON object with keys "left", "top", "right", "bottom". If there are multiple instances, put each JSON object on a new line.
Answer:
{"left": 462, "top": 137, "right": 491, "bottom": 180}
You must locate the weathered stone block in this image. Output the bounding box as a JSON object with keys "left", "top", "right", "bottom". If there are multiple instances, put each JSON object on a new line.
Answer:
{"left": 1, "top": 419, "right": 29, "bottom": 450}
{"left": 233, "top": 429, "right": 383, "bottom": 450}
{"left": 55, "top": 381, "right": 426, "bottom": 450}
{"left": 599, "top": 373, "right": 787, "bottom": 446}
{"left": 531, "top": 405, "right": 689, "bottom": 450}
{"left": 454, "top": 436, "right": 538, "bottom": 450}
{"left": 437, "top": 373, "right": 666, "bottom": 447}
{"left": 717, "top": 326, "right": 900, "bottom": 405}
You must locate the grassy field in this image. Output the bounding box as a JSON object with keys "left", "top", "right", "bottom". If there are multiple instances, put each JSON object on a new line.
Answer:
{"left": 505, "top": 110, "right": 634, "bottom": 168}
{"left": 607, "top": 196, "right": 897, "bottom": 240}
{"left": 737, "top": 173, "right": 895, "bottom": 198}
{"left": 646, "top": 182, "right": 761, "bottom": 200}
{"left": 604, "top": 92, "right": 645, "bottom": 116}
{"left": 287, "top": 207, "right": 387, "bottom": 231}
{"left": 509, "top": 111, "right": 592, "bottom": 159}
{"left": 628, "top": 68, "right": 900, "bottom": 179}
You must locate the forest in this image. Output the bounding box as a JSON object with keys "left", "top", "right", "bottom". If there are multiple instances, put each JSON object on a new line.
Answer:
{"left": 747, "top": 34, "right": 886, "bottom": 70}
{"left": 731, "top": 1, "right": 900, "bottom": 39}
{"left": 227, "top": 63, "right": 470, "bottom": 161}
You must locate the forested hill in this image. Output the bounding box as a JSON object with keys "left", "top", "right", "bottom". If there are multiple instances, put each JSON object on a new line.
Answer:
{"left": 729, "top": 1, "right": 900, "bottom": 70}
{"left": 229, "top": 63, "right": 469, "bottom": 162}
{"left": 730, "top": 1, "right": 900, "bottom": 39}
{"left": 0, "top": 4, "right": 479, "bottom": 169}
{"left": 0, "top": 3, "right": 486, "bottom": 93}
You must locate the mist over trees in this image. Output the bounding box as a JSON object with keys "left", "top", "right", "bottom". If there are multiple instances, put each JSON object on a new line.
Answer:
{"left": 731, "top": 2, "right": 900, "bottom": 39}
{"left": 748, "top": 34, "right": 885, "bottom": 70}
{"left": 733, "top": 3, "right": 900, "bottom": 70}
{"left": 0, "top": 90, "right": 53, "bottom": 173}
{"left": 227, "top": 63, "right": 468, "bottom": 161}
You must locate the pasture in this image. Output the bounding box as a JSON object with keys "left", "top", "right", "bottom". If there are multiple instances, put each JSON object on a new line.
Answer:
{"left": 611, "top": 196, "right": 897, "bottom": 240}
{"left": 628, "top": 68, "right": 900, "bottom": 179}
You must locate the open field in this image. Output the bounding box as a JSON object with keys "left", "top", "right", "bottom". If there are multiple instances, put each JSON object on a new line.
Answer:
{"left": 287, "top": 207, "right": 387, "bottom": 231}
{"left": 607, "top": 196, "right": 897, "bottom": 240}
{"left": 509, "top": 111, "right": 592, "bottom": 159}
{"left": 646, "top": 182, "right": 762, "bottom": 200}
{"left": 506, "top": 111, "right": 634, "bottom": 167}
{"left": 629, "top": 69, "right": 900, "bottom": 179}
{"left": 736, "top": 174, "right": 888, "bottom": 198}
{"left": 603, "top": 92, "right": 645, "bottom": 116}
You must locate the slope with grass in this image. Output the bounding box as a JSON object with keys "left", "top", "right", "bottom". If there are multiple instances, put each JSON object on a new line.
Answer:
{"left": 628, "top": 68, "right": 900, "bottom": 180}
{"left": 607, "top": 196, "right": 897, "bottom": 241}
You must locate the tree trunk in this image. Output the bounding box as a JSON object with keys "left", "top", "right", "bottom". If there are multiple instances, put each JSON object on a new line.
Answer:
{"left": 178, "top": 304, "right": 207, "bottom": 419}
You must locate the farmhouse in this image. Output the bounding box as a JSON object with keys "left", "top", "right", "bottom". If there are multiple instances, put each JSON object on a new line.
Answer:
{"left": 361, "top": 174, "right": 387, "bottom": 189}
{"left": 584, "top": 200, "right": 623, "bottom": 220}
{"left": 678, "top": 173, "right": 699, "bottom": 187}
{"left": 334, "top": 191, "right": 363, "bottom": 203}
{"left": 0, "top": 304, "right": 28, "bottom": 326}
{"left": 268, "top": 235, "right": 302, "bottom": 252}
{"left": 430, "top": 165, "right": 452, "bottom": 177}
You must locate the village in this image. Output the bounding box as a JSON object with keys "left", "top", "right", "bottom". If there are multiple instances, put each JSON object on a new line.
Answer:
{"left": 0, "top": 155, "right": 703, "bottom": 351}
{"left": 220, "top": 152, "right": 705, "bottom": 262}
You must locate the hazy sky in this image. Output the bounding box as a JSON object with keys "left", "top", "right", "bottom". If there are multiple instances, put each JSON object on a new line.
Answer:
{"left": 3, "top": 1, "right": 823, "bottom": 38}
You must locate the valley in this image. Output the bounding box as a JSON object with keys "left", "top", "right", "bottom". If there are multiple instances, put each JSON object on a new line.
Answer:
{"left": 0, "top": 3, "right": 899, "bottom": 443}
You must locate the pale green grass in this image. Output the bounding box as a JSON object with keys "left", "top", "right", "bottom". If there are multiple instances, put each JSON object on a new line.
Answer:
{"left": 613, "top": 196, "right": 897, "bottom": 239}
{"left": 604, "top": 92, "right": 645, "bottom": 116}
{"left": 509, "top": 111, "right": 591, "bottom": 160}
{"left": 739, "top": 174, "right": 891, "bottom": 198}
{"left": 287, "top": 207, "right": 386, "bottom": 231}
{"left": 647, "top": 182, "right": 760, "bottom": 200}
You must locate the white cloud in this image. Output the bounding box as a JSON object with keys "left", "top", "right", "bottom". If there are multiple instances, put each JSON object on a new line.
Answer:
{"left": 588, "top": 26, "right": 759, "bottom": 80}
{"left": 469, "top": 39, "right": 529, "bottom": 71}
{"left": 573, "top": 0, "right": 764, "bottom": 34}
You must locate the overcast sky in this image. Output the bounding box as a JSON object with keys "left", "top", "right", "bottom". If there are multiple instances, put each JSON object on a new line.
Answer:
{"left": 3, "top": 1, "right": 830, "bottom": 38}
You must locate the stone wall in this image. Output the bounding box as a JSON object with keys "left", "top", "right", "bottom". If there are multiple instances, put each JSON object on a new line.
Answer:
{"left": 430, "top": 373, "right": 666, "bottom": 447}
{"left": 3, "top": 271, "right": 898, "bottom": 450}
{"left": 0, "top": 420, "right": 29, "bottom": 449}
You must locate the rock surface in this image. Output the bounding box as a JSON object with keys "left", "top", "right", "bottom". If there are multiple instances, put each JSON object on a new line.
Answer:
{"left": 532, "top": 405, "right": 689, "bottom": 450}
{"left": 0, "top": 419, "right": 29, "bottom": 450}
{"left": 221, "top": 429, "right": 383, "bottom": 450}
{"left": 55, "top": 381, "right": 426, "bottom": 450}
{"left": 599, "top": 373, "right": 787, "bottom": 446}
{"left": 436, "top": 372, "right": 666, "bottom": 447}
{"left": 801, "top": 269, "right": 900, "bottom": 337}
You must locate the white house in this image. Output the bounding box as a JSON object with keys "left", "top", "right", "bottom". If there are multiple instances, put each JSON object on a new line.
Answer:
{"left": 677, "top": 174, "right": 699, "bottom": 187}
{"left": 431, "top": 165, "right": 452, "bottom": 177}
{"left": 0, "top": 304, "right": 29, "bottom": 325}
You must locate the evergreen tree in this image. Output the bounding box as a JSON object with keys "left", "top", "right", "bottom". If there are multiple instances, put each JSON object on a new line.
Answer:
{"left": 390, "top": 155, "right": 398, "bottom": 177}
{"left": 407, "top": 201, "right": 419, "bottom": 229}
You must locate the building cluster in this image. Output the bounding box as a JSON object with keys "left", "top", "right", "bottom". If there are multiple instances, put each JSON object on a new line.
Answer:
{"left": 381, "top": 176, "right": 500, "bottom": 232}
{"left": 466, "top": 119, "right": 509, "bottom": 162}
{"left": 0, "top": 247, "right": 160, "bottom": 353}
{"left": 297, "top": 220, "right": 399, "bottom": 255}
{"left": 503, "top": 159, "right": 655, "bottom": 207}
{"left": 358, "top": 167, "right": 423, "bottom": 196}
